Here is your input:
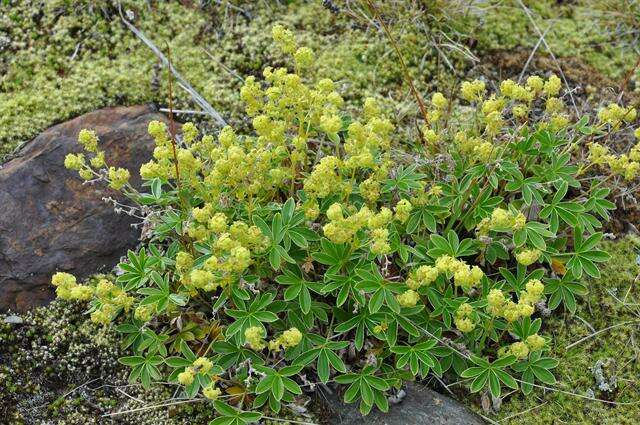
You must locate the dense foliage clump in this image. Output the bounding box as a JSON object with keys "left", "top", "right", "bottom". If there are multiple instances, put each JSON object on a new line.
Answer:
{"left": 54, "top": 25, "right": 640, "bottom": 422}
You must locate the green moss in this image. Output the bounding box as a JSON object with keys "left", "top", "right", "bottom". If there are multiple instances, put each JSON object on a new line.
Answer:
{"left": 471, "top": 236, "right": 640, "bottom": 424}
{"left": 473, "top": 0, "right": 640, "bottom": 81}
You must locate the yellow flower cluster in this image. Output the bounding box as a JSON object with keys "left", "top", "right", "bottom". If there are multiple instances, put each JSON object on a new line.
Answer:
{"left": 268, "top": 327, "right": 303, "bottom": 351}
{"left": 486, "top": 280, "right": 542, "bottom": 323}
{"left": 460, "top": 79, "right": 486, "bottom": 102}
{"left": 65, "top": 130, "right": 132, "bottom": 187}
{"left": 396, "top": 289, "right": 420, "bottom": 308}
{"left": 406, "top": 265, "right": 439, "bottom": 290}
{"left": 203, "top": 385, "right": 222, "bottom": 400}
{"left": 178, "top": 367, "right": 196, "bottom": 386}
{"left": 598, "top": 103, "right": 637, "bottom": 128}
{"left": 454, "top": 303, "right": 475, "bottom": 333}
{"left": 478, "top": 207, "right": 526, "bottom": 234}
{"left": 588, "top": 141, "right": 640, "bottom": 181}
{"left": 394, "top": 199, "right": 413, "bottom": 223}
{"left": 244, "top": 326, "right": 266, "bottom": 350}
{"left": 515, "top": 248, "right": 542, "bottom": 266}
{"left": 51, "top": 272, "right": 93, "bottom": 301}
{"left": 508, "top": 333, "right": 547, "bottom": 359}
{"left": 520, "top": 279, "right": 545, "bottom": 305}
{"left": 435, "top": 255, "right": 484, "bottom": 290}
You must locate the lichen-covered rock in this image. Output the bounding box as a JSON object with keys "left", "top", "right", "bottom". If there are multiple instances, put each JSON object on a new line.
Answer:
{"left": 323, "top": 383, "right": 484, "bottom": 424}
{"left": 0, "top": 105, "right": 166, "bottom": 312}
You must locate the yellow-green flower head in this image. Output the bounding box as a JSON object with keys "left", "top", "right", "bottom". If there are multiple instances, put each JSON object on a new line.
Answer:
{"left": 549, "top": 113, "right": 569, "bottom": 131}
{"left": 510, "top": 341, "right": 529, "bottom": 359}
{"left": 456, "top": 302, "right": 474, "bottom": 318}
{"left": 513, "top": 212, "right": 527, "bottom": 231}
{"left": 96, "top": 279, "right": 115, "bottom": 298}
{"left": 176, "top": 251, "right": 194, "bottom": 273}
{"left": 435, "top": 255, "right": 458, "bottom": 274}
{"left": 460, "top": 79, "right": 486, "bottom": 102}
{"left": 414, "top": 265, "right": 439, "bottom": 287}
{"left": 79, "top": 168, "right": 93, "bottom": 181}
{"left": 598, "top": 103, "right": 637, "bottom": 126}
{"left": 512, "top": 104, "right": 529, "bottom": 120}
{"left": 182, "top": 122, "right": 198, "bottom": 145}
{"left": 487, "top": 288, "right": 506, "bottom": 316}
{"left": 526, "top": 334, "right": 546, "bottom": 351}
{"left": 294, "top": 47, "right": 314, "bottom": 69}
{"left": 218, "top": 126, "right": 236, "bottom": 148}
{"left": 134, "top": 304, "right": 154, "bottom": 322}
{"left": 68, "top": 285, "right": 94, "bottom": 301}
{"left": 422, "top": 127, "right": 439, "bottom": 146}
{"left": 304, "top": 156, "right": 343, "bottom": 199}
{"left": 481, "top": 95, "right": 506, "bottom": 115}
{"left": 315, "top": 78, "right": 335, "bottom": 93}
{"left": 370, "top": 227, "right": 391, "bottom": 255}
{"left": 90, "top": 151, "right": 106, "bottom": 168}
{"left": 629, "top": 143, "right": 640, "bottom": 162}
{"left": 192, "top": 204, "right": 213, "bottom": 223}
{"left": 363, "top": 97, "right": 382, "bottom": 121}
{"left": 431, "top": 92, "right": 448, "bottom": 109}
{"left": 228, "top": 246, "right": 251, "bottom": 273}
{"left": 517, "top": 301, "right": 535, "bottom": 317}
{"left": 588, "top": 142, "right": 610, "bottom": 165}
{"left": 428, "top": 185, "right": 443, "bottom": 197}
{"left": 51, "top": 272, "right": 76, "bottom": 287}
{"left": 515, "top": 248, "right": 542, "bottom": 266}
{"left": 78, "top": 129, "right": 99, "bottom": 152}
{"left": 139, "top": 161, "right": 167, "bottom": 180}
{"left": 190, "top": 269, "right": 214, "bottom": 289}
{"left": 148, "top": 120, "right": 168, "bottom": 143}
{"left": 635, "top": 128, "right": 640, "bottom": 140}
{"left": 526, "top": 75, "right": 544, "bottom": 94}
{"left": 394, "top": 199, "right": 413, "bottom": 223}
{"left": 545, "top": 97, "right": 564, "bottom": 114}
{"left": 543, "top": 74, "right": 562, "bottom": 97}
{"left": 455, "top": 317, "right": 475, "bottom": 333}
{"left": 280, "top": 327, "right": 303, "bottom": 348}
{"left": 502, "top": 301, "right": 521, "bottom": 322}
{"left": 525, "top": 279, "right": 544, "bottom": 298}
{"left": 193, "top": 357, "right": 213, "bottom": 374}
{"left": 244, "top": 326, "right": 266, "bottom": 350}
{"left": 203, "top": 385, "right": 222, "bottom": 400}
{"left": 108, "top": 167, "right": 130, "bottom": 190}
{"left": 484, "top": 111, "right": 504, "bottom": 135}
{"left": 272, "top": 24, "right": 296, "bottom": 54}
{"left": 490, "top": 208, "right": 512, "bottom": 229}
{"left": 178, "top": 367, "right": 196, "bottom": 386}
{"left": 397, "top": 289, "right": 420, "bottom": 308}
{"left": 208, "top": 213, "right": 228, "bottom": 233}
{"left": 326, "top": 203, "right": 344, "bottom": 221}
{"left": 90, "top": 304, "right": 115, "bottom": 325}
{"left": 359, "top": 177, "right": 381, "bottom": 203}
{"left": 64, "top": 153, "right": 85, "bottom": 170}
{"left": 320, "top": 114, "right": 342, "bottom": 135}
{"left": 367, "top": 207, "right": 392, "bottom": 229}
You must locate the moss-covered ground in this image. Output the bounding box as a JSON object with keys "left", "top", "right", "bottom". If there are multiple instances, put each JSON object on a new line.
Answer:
{"left": 1, "top": 0, "right": 640, "bottom": 423}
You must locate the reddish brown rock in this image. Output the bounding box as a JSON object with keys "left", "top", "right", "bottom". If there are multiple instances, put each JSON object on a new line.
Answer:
{"left": 0, "top": 105, "right": 167, "bottom": 312}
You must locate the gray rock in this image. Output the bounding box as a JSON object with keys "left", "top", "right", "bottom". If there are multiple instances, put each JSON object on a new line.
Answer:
{"left": 0, "top": 105, "right": 167, "bottom": 312}
{"left": 3, "top": 314, "right": 23, "bottom": 324}
{"left": 323, "top": 383, "right": 484, "bottom": 424}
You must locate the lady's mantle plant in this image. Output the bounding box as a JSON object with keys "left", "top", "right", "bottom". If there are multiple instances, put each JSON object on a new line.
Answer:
{"left": 54, "top": 25, "right": 639, "bottom": 419}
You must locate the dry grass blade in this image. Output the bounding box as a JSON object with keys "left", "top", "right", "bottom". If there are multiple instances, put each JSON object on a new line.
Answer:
{"left": 118, "top": 6, "right": 228, "bottom": 127}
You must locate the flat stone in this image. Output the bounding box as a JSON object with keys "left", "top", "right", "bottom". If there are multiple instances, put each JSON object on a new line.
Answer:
{"left": 323, "top": 383, "right": 484, "bottom": 425}
{"left": 0, "top": 105, "right": 167, "bottom": 312}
